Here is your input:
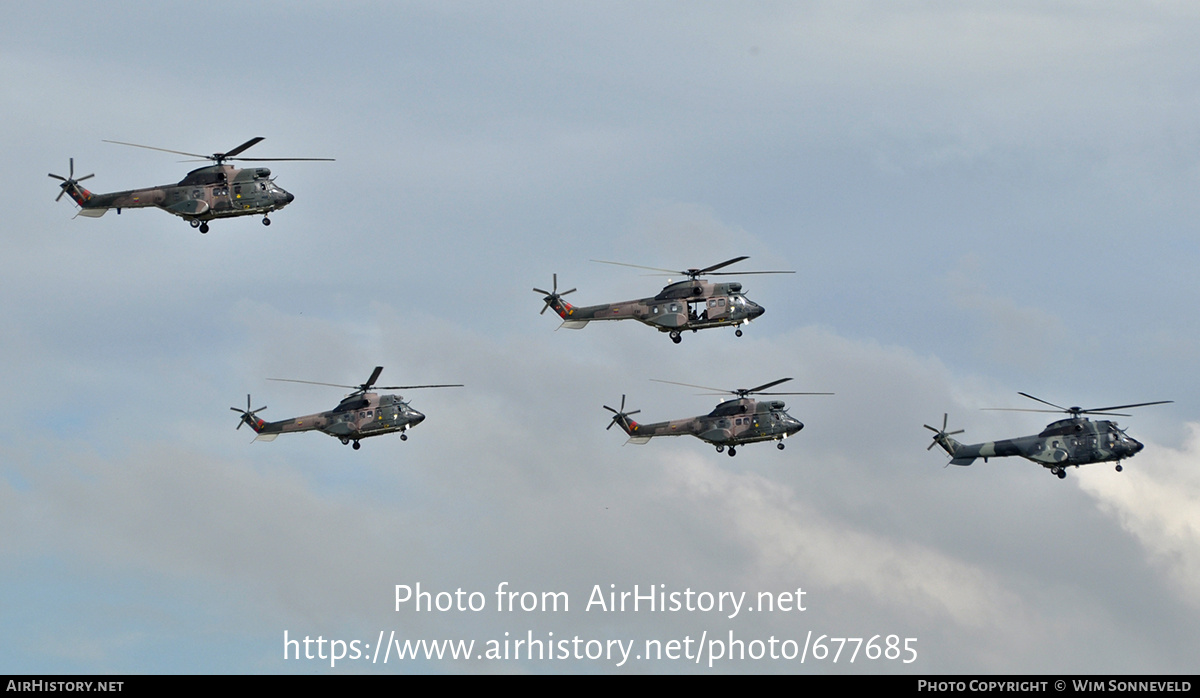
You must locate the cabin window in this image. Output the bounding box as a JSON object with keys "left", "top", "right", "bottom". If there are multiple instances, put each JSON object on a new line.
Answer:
{"left": 718, "top": 299, "right": 725, "bottom": 307}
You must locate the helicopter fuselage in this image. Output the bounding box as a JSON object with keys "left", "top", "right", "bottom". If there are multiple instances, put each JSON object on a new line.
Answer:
{"left": 64, "top": 164, "right": 294, "bottom": 224}
{"left": 615, "top": 397, "right": 803, "bottom": 454}
{"left": 933, "top": 417, "right": 1144, "bottom": 475}
{"left": 548, "top": 280, "right": 765, "bottom": 341}
{"left": 242, "top": 392, "right": 425, "bottom": 447}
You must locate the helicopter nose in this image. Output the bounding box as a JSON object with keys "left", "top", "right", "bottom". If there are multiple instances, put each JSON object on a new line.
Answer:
{"left": 410, "top": 410, "right": 425, "bottom": 426}
{"left": 284, "top": 191, "right": 295, "bottom": 203}
{"left": 1129, "top": 439, "right": 1144, "bottom": 454}
{"left": 751, "top": 303, "right": 765, "bottom": 319}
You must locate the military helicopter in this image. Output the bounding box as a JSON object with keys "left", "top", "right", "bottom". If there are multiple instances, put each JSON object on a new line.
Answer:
{"left": 535, "top": 256, "right": 793, "bottom": 344}
{"left": 50, "top": 137, "right": 333, "bottom": 233}
{"left": 604, "top": 378, "right": 831, "bottom": 456}
{"left": 925, "top": 393, "right": 1171, "bottom": 479}
{"left": 231, "top": 367, "right": 462, "bottom": 450}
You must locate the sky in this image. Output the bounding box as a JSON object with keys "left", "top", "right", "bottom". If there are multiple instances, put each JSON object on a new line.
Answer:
{"left": 2, "top": 0, "right": 1199, "bottom": 674}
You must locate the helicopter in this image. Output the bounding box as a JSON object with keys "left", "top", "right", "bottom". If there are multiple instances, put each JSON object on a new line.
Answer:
{"left": 604, "top": 378, "right": 831, "bottom": 456}
{"left": 535, "top": 256, "right": 793, "bottom": 344}
{"left": 50, "top": 137, "right": 333, "bottom": 233}
{"left": 925, "top": 393, "right": 1171, "bottom": 479}
{"left": 231, "top": 366, "right": 462, "bottom": 450}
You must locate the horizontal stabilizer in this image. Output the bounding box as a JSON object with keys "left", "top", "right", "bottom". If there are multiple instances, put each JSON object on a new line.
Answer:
{"left": 625, "top": 436, "right": 652, "bottom": 445}
{"left": 950, "top": 456, "right": 976, "bottom": 466}
{"left": 75, "top": 208, "right": 106, "bottom": 218}
{"left": 253, "top": 433, "right": 279, "bottom": 442}
{"left": 559, "top": 320, "right": 589, "bottom": 330}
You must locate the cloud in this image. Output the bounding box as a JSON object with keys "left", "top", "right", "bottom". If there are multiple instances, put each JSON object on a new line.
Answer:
{"left": 1079, "top": 424, "right": 1200, "bottom": 610}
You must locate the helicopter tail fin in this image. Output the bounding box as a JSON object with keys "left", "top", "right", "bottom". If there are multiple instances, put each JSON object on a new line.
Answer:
{"left": 603, "top": 395, "right": 643, "bottom": 439}
{"left": 48, "top": 159, "right": 96, "bottom": 208}
{"left": 231, "top": 395, "right": 268, "bottom": 435}
{"left": 924, "top": 414, "right": 974, "bottom": 465}
{"left": 534, "top": 275, "right": 583, "bottom": 324}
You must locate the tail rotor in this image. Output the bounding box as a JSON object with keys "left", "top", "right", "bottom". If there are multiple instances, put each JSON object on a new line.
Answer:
{"left": 48, "top": 158, "right": 95, "bottom": 205}
{"left": 230, "top": 394, "right": 267, "bottom": 432}
{"left": 924, "top": 413, "right": 964, "bottom": 452}
{"left": 603, "top": 394, "right": 640, "bottom": 433}
{"left": 533, "top": 274, "right": 576, "bottom": 316}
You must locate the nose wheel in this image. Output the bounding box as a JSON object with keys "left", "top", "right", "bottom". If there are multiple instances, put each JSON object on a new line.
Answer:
{"left": 1115, "top": 463, "right": 1123, "bottom": 472}
{"left": 735, "top": 329, "right": 743, "bottom": 337}
{"left": 777, "top": 442, "right": 785, "bottom": 450}
{"left": 262, "top": 216, "right": 271, "bottom": 226}
{"left": 400, "top": 433, "right": 408, "bottom": 441}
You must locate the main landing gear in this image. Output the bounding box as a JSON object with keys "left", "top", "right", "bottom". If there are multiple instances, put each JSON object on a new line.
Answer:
{"left": 670, "top": 331, "right": 682, "bottom": 344}
{"left": 340, "top": 437, "right": 360, "bottom": 450}
{"left": 1051, "top": 466, "right": 1067, "bottom": 479}
{"left": 190, "top": 219, "right": 210, "bottom": 234}
{"left": 716, "top": 445, "right": 738, "bottom": 456}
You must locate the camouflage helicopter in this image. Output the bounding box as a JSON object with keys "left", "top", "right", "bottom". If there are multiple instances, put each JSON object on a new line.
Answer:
{"left": 231, "top": 367, "right": 462, "bottom": 450}
{"left": 925, "top": 393, "right": 1171, "bottom": 479}
{"left": 535, "top": 256, "right": 793, "bottom": 344}
{"left": 50, "top": 137, "right": 332, "bottom": 233}
{"left": 604, "top": 378, "right": 831, "bottom": 456}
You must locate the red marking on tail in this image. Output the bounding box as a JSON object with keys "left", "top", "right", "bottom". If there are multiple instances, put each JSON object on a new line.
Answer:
{"left": 556, "top": 301, "right": 574, "bottom": 319}
{"left": 69, "top": 186, "right": 93, "bottom": 207}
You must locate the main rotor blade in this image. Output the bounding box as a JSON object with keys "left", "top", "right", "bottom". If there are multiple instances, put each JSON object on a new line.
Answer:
{"left": 706, "top": 270, "right": 796, "bottom": 276}
{"left": 650, "top": 378, "right": 727, "bottom": 393}
{"left": 590, "top": 259, "right": 678, "bottom": 274}
{"left": 1017, "top": 392, "right": 1069, "bottom": 411}
{"left": 744, "top": 377, "right": 793, "bottom": 394}
{"left": 227, "top": 156, "right": 336, "bottom": 162}
{"left": 698, "top": 256, "right": 750, "bottom": 274}
{"left": 363, "top": 366, "right": 384, "bottom": 390}
{"left": 222, "top": 137, "right": 264, "bottom": 158}
{"left": 104, "top": 139, "right": 209, "bottom": 159}
{"left": 374, "top": 384, "right": 464, "bottom": 390}
{"left": 267, "top": 378, "right": 358, "bottom": 389}
{"left": 1080, "top": 400, "right": 1172, "bottom": 413}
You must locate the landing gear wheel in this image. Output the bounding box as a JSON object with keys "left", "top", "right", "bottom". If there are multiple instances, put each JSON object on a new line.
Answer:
{"left": 735, "top": 329, "right": 743, "bottom": 337}
{"left": 715, "top": 445, "right": 725, "bottom": 453}
{"left": 400, "top": 433, "right": 408, "bottom": 441}
{"left": 1054, "top": 468, "right": 1066, "bottom": 479}
{"left": 1115, "top": 464, "right": 1123, "bottom": 472}
{"left": 727, "top": 447, "right": 737, "bottom": 457}
{"left": 189, "top": 219, "right": 200, "bottom": 229}
{"left": 352, "top": 441, "right": 361, "bottom": 450}
{"left": 670, "top": 331, "right": 682, "bottom": 344}
{"left": 777, "top": 442, "right": 785, "bottom": 450}
{"left": 262, "top": 217, "right": 271, "bottom": 226}
{"left": 340, "top": 438, "right": 349, "bottom": 445}
{"left": 199, "top": 222, "right": 209, "bottom": 234}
